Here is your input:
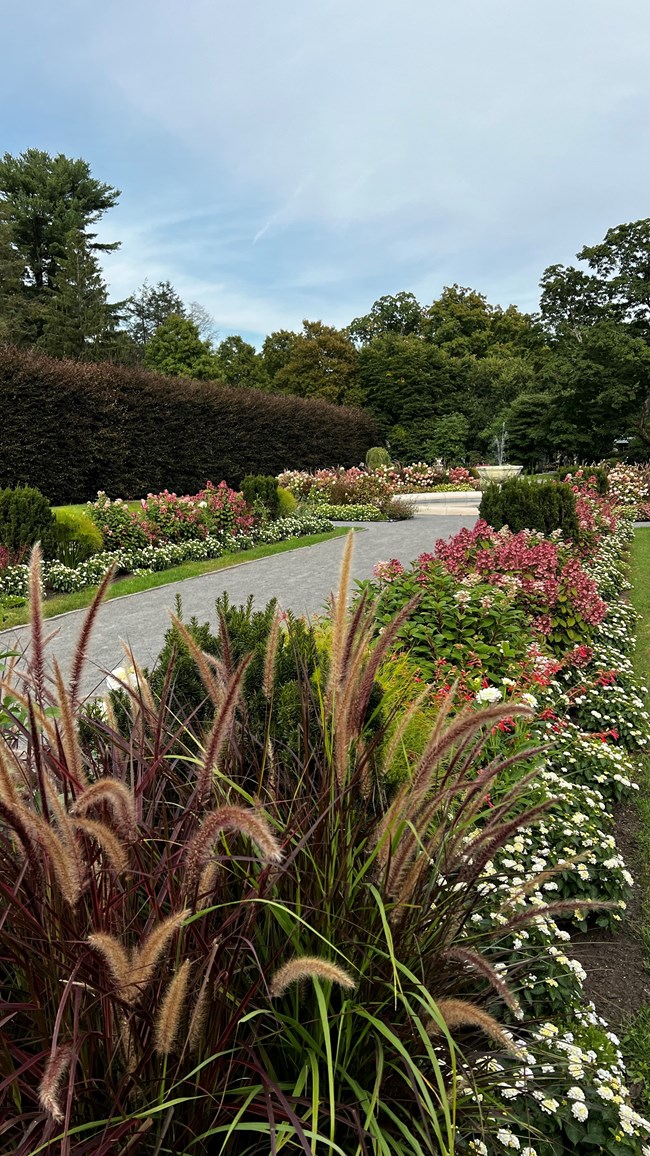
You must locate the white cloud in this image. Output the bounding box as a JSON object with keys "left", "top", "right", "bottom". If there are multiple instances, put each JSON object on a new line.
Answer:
{"left": 9, "top": 0, "right": 650, "bottom": 337}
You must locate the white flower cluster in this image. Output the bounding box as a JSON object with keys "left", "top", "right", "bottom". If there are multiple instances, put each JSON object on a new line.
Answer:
{"left": 458, "top": 511, "right": 649, "bottom": 1153}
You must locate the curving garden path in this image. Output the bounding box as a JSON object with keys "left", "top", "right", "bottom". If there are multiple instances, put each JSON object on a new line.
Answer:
{"left": 0, "top": 514, "right": 477, "bottom": 697}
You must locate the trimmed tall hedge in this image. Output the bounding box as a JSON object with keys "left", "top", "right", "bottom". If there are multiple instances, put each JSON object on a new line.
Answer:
{"left": 0, "top": 346, "right": 379, "bottom": 504}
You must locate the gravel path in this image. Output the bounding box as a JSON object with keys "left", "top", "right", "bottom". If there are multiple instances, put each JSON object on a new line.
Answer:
{"left": 0, "top": 515, "right": 476, "bottom": 697}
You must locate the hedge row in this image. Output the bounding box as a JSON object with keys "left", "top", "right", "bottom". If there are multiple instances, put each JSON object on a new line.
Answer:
{"left": 0, "top": 346, "right": 379, "bottom": 504}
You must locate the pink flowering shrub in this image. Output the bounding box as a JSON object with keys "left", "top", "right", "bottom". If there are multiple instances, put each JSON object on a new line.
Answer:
{"left": 372, "top": 558, "right": 405, "bottom": 583}
{"left": 448, "top": 466, "right": 472, "bottom": 485}
{"left": 0, "top": 545, "right": 9, "bottom": 572}
{"left": 89, "top": 482, "right": 254, "bottom": 549}
{"left": 88, "top": 493, "right": 151, "bottom": 550}
{"left": 278, "top": 462, "right": 471, "bottom": 505}
{"left": 140, "top": 490, "right": 209, "bottom": 544}
{"left": 196, "top": 480, "right": 255, "bottom": 536}
{"left": 607, "top": 463, "right": 648, "bottom": 508}
{"left": 434, "top": 521, "right": 607, "bottom": 654}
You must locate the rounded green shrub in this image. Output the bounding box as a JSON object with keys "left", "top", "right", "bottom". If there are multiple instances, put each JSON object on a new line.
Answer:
{"left": 277, "top": 486, "right": 298, "bottom": 517}
{"left": 479, "top": 478, "right": 579, "bottom": 538}
{"left": 365, "top": 446, "right": 392, "bottom": 469}
{"left": 49, "top": 509, "right": 104, "bottom": 565}
{"left": 242, "top": 475, "right": 280, "bottom": 518}
{"left": 0, "top": 485, "right": 55, "bottom": 555}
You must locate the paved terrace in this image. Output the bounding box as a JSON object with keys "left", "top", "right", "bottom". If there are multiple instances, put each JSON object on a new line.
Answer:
{"left": 0, "top": 501, "right": 479, "bottom": 697}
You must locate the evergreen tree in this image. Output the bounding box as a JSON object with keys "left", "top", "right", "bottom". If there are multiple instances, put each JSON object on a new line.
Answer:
{"left": 0, "top": 149, "right": 120, "bottom": 347}
{"left": 143, "top": 315, "right": 220, "bottom": 379}
{"left": 39, "top": 229, "right": 121, "bottom": 360}
{"left": 124, "top": 280, "right": 186, "bottom": 349}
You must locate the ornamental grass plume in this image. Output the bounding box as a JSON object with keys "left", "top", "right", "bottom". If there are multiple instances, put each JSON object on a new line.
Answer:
{"left": 269, "top": 956, "right": 356, "bottom": 998}
{"left": 194, "top": 655, "right": 252, "bottom": 803}
{"left": 184, "top": 805, "right": 282, "bottom": 898}
{"left": 154, "top": 959, "right": 192, "bottom": 1054}
{"left": 38, "top": 1042, "right": 73, "bottom": 1124}
{"left": 428, "top": 998, "right": 521, "bottom": 1056}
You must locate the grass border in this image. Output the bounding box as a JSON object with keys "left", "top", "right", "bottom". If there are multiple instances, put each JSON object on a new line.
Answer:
{"left": 0, "top": 528, "right": 351, "bottom": 633}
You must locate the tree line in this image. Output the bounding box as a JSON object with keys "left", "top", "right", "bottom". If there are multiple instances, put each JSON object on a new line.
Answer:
{"left": 2, "top": 148, "right": 650, "bottom": 465}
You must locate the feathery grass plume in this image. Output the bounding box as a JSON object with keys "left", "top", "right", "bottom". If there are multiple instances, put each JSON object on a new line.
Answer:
{"left": 170, "top": 612, "right": 224, "bottom": 706}
{"left": 441, "top": 946, "right": 522, "bottom": 1016}
{"left": 188, "top": 982, "right": 210, "bottom": 1054}
{"left": 195, "top": 656, "right": 252, "bottom": 804}
{"left": 270, "top": 956, "right": 356, "bottom": 999}
{"left": 154, "top": 959, "right": 192, "bottom": 1054}
{"left": 0, "top": 742, "right": 22, "bottom": 806}
{"left": 28, "top": 544, "right": 46, "bottom": 703}
{"left": 262, "top": 606, "right": 282, "bottom": 700}
{"left": 427, "top": 998, "right": 521, "bottom": 1056}
{"left": 217, "top": 606, "right": 234, "bottom": 679}
{"left": 188, "top": 938, "right": 220, "bottom": 1052}
{"left": 0, "top": 798, "right": 45, "bottom": 878}
{"left": 184, "top": 806, "right": 282, "bottom": 898}
{"left": 68, "top": 563, "right": 115, "bottom": 705}
{"left": 52, "top": 659, "right": 88, "bottom": 790}
{"left": 38, "top": 1042, "right": 73, "bottom": 1124}
{"left": 197, "top": 859, "right": 219, "bottom": 902}
{"left": 326, "top": 531, "right": 356, "bottom": 704}
{"left": 31, "top": 811, "right": 82, "bottom": 905}
{"left": 71, "top": 779, "right": 138, "bottom": 842}
{"left": 127, "top": 909, "right": 190, "bottom": 1002}
{"left": 87, "top": 932, "right": 131, "bottom": 994}
{"left": 71, "top": 817, "right": 129, "bottom": 876}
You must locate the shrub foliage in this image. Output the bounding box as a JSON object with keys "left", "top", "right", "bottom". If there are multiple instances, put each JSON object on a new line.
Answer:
{"left": 0, "top": 346, "right": 378, "bottom": 503}
{"left": 479, "top": 477, "right": 579, "bottom": 538}
{"left": 0, "top": 484, "right": 55, "bottom": 554}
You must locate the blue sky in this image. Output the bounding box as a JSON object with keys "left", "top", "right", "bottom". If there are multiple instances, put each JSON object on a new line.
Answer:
{"left": 3, "top": 0, "right": 650, "bottom": 346}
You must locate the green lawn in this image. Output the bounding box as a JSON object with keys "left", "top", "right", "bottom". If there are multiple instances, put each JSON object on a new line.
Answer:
{"left": 53, "top": 500, "right": 142, "bottom": 518}
{"left": 623, "top": 528, "right": 650, "bottom": 1099}
{"left": 0, "top": 528, "right": 349, "bottom": 631}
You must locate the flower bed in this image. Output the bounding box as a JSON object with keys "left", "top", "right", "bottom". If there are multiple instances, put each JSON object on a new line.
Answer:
{"left": 277, "top": 462, "right": 476, "bottom": 507}
{"left": 367, "top": 496, "right": 650, "bottom": 1152}
{"left": 0, "top": 513, "right": 334, "bottom": 598}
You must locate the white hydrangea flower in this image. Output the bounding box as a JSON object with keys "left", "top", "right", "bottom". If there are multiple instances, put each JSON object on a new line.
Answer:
{"left": 475, "top": 686, "right": 503, "bottom": 704}
{"left": 495, "top": 1128, "right": 520, "bottom": 1149}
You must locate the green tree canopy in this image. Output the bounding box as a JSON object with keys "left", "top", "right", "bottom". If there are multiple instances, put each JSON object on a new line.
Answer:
{"left": 273, "top": 320, "right": 361, "bottom": 405}
{"left": 261, "top": 329, "right": 299, "bottom": 383}
{"left": 38, "top": 229, "right": 121, "bottom": 360}
{"left": 143, "top": 315, "right": 220, "bottom": 380}
{"left": 215, "top": 335, "right": 268, "bottom": 389}
{"left": 348, "top": 292, "right": 424, "bottom": 344}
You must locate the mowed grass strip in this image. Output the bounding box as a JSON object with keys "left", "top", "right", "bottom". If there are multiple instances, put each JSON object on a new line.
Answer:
{"left": 0, "top": 529, "right": 349, "bottom": 631}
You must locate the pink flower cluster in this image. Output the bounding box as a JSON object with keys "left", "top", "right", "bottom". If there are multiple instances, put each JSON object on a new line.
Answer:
{"left": 277, "top": 461, "right": 472, "bottom": 504}
{"left": 372, "top": 558, "right": 406, "bottom": 583}
{"left": 278, "top": 467, "right": 393, "bottom": 508}
{"left": 433, "top": 520, "right": 607, "bottom": 638}
{"left": 141, "top": 482, "right": 254, "bottom": 544}
{"left": 90, "top": 482, "right": 254, "bottom": 549}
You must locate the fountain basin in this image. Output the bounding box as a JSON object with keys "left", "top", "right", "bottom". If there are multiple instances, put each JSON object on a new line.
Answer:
{"left": 475, "top": 465, "right": 523, "bottom": 484}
